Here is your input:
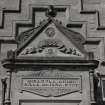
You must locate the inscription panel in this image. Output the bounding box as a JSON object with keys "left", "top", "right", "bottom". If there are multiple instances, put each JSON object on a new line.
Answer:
{"left": 21, "top": 70, "right": 82, "bottom": 97}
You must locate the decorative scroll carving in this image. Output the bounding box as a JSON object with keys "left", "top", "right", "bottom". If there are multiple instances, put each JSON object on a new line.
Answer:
{"left": 17, "top": 28, "right": 35, "bottom": 44}
{"left": 21, "top": 39, "right": 82, "bottom": 56}
{"left": 21, "top": 70, "right": 82, "bottom": 97}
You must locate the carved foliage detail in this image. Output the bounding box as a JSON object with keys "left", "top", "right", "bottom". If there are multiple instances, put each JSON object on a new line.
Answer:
{"left": 21, "top": 39, "right": 82, "bottom": 56}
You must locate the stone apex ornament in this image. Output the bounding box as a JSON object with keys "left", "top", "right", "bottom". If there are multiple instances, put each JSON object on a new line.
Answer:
{"left": 45, "top": 5, "right": 57, "bottom": 18}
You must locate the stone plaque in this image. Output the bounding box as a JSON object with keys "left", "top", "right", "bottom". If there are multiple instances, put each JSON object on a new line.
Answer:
{"left": 21, "top": 70, "right": 82, "bottom": 97}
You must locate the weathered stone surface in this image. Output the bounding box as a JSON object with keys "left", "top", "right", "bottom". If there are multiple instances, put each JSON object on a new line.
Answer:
{"left": 0, "top": 0, "right": 105, "bottom": 105}
{"left": 83, "top": 0, "right": 101, "bottom": 4}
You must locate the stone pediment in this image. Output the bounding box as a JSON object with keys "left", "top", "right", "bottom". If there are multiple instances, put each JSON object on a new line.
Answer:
{"left": 16, "top": 18, "right": 87, "bottom": 59}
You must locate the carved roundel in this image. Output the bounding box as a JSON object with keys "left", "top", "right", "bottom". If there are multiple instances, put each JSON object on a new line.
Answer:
{"left": 45, "top": 27, "right": 55, "bottom": 37}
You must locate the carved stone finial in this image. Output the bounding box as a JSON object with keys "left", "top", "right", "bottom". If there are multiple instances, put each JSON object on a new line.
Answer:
{"left": 7, "top": 50, "right": 15, "bottom": 59}
{"left": 46, "top": 5, "right": 57, "bottom": 17}
{"left": 1, "top": 77, "right": 7, "bottom": 84}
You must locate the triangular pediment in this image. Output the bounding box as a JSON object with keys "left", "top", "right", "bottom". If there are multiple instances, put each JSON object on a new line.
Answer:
{"left": 16, "top": 19, "right": 87, "bottom": 59}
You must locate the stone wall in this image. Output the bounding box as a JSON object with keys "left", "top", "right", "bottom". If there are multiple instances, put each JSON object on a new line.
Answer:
{"left": 0, "top": 0, "right": 105, "bottom": 104}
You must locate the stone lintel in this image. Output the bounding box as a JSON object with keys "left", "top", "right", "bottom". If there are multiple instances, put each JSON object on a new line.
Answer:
{"left": 2, "top": 57, "right": 99, "bottom": 70}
